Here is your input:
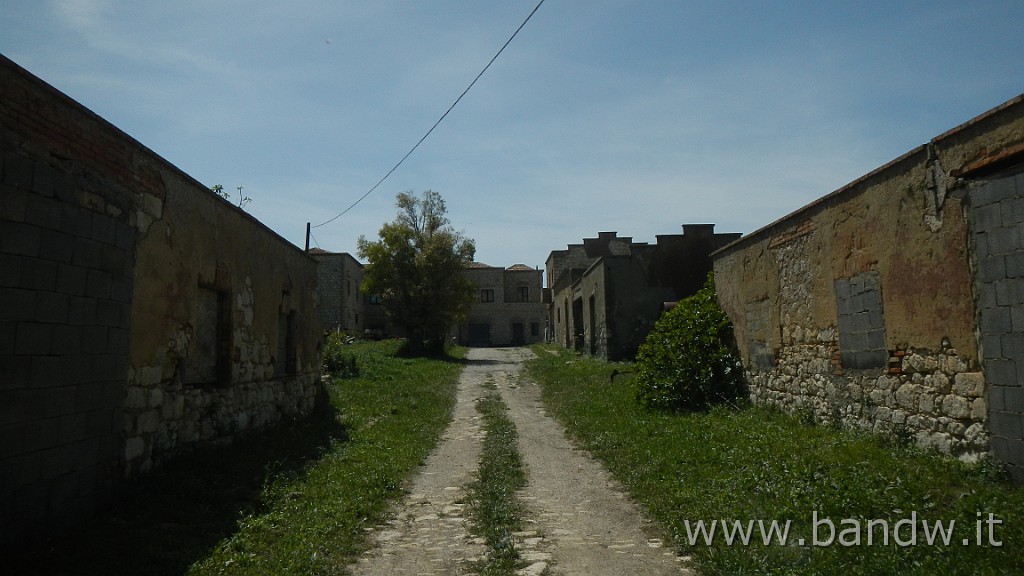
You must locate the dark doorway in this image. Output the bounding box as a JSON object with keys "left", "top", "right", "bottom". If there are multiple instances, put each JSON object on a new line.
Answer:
{"left": 572, "top": 297, "right": 584, "bottom": 351}
{"left": 512, "top": 323, "right": 525, "bottom": 345}
{"left": 467, "top": 323, "right": 491, "bottom": 347}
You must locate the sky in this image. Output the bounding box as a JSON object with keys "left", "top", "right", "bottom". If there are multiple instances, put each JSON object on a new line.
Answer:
{"left": 2, "top": 1, "right": 1024, "bottom": 275}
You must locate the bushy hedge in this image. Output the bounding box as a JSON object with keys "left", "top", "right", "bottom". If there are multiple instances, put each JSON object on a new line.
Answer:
{"left": 322, "top": 332, "right": 360, "bottom": 378}
{"left": 634, "top": 273, "right": 745, "bottom": 411}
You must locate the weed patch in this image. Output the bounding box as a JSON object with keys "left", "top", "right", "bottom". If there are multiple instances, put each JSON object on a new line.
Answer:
{"left": 527, "top": 344, "right": 1024, "bottom": 575}
{"left": 465, "top": 393, "right": 528, "bottom": 576}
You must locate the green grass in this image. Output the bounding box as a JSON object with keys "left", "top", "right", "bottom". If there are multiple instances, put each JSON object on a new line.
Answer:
{"left": 465, "top": 388, "right": 528, "bottom": 576}
{"left": 526, "top": 345, "right": 1024, "bottom": 576}
{"left": 12, "top": 340, "right": 464, "bottom": 576}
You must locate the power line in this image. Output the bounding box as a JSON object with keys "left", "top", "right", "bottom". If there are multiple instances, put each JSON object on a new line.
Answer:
{"left": 311, "top": 0, "right": 546, "bottom": 229}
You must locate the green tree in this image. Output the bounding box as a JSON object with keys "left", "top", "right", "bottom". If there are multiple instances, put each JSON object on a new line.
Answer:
{"left": 357, "top": 191, "right": 476, "bottom": 355}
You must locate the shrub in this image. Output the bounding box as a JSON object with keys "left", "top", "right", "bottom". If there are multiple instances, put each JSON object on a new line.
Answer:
{"left": 634, "top": 273, "right": 744, "bottom": 411}
{"left": 322, "top": 332, "right": 360, "bottom": 378}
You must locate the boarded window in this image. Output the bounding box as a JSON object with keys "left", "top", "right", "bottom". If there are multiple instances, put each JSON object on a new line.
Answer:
{"left": 835, "top": 271, "right": 887, "bottom": 369}
{"left": 185, "top": 286, "right": 231, "bottom": 385}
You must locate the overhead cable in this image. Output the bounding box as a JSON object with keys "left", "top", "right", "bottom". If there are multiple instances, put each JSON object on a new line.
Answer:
{"left": 311, "top": 0, "right": 546, "bottom": 229}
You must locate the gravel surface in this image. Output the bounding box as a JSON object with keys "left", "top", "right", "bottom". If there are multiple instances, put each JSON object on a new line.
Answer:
{"left": 352, "top": 347, "right": 694, "bottom": 576}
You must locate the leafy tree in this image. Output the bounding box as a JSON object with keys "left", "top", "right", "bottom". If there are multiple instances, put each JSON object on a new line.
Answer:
{"left": 633, "top": 273, "right": 745, "bottom": 411}
{"left": 357, "top": 191, "right": 476, "bottom": 355}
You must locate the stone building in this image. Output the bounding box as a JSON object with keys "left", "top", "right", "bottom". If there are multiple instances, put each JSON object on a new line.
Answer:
{"left": 547, "top": 225, "right": 740, "bottom": 360}
{"left": 713, "top": 94, "right": 1024, "bottom": 477}
{"left": 1, "top": 55, "right": 321, "bottom": 549}
{"left": 456, "top": 262, "right": 546, "bottom": 347}
{"left": 309, "top": 248, "right": 375, "bottom": 336}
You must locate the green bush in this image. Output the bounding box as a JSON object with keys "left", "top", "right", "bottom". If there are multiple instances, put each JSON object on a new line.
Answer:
{"left": 322, "top": 332, "right": 359, "bottom": 378}
{"left": 634, "top": 273, "right": 744, "bottom": 411}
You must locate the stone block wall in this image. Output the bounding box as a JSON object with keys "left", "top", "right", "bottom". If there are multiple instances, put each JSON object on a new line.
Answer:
{"left": 548, "top": 227, "right": 740, "bottom": 360}
{"left": 311, "top": 250, "right": 366, "bottom": 335}
{"left": 123, "top": 173, "right": 321, "bottom": 477}
{"left": 460, "top": 264, "right": 545, "bottom": 346}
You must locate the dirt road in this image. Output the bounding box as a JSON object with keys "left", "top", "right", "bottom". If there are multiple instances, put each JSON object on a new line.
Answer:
{"left": 351, "top": 347, "right": 693, "bottom": 576}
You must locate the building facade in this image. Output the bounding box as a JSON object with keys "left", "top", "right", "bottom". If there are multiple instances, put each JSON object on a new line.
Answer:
{"left": 309, "top": 249, "right": 371, "bottom": 336}
{"left": 547, "top": 226, "right": 740, "bottom": 360}
{"left": 1, "top": 55, "right": 321, "bottom": 549}
{"left": 457, "top": 263, "right": 546, "bottom": 347}
{"left": 713, "top": 94, "right": 1024, "bottom": 477}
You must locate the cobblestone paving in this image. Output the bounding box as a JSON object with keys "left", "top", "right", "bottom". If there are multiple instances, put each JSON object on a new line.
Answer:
{"left": 351, "top": 347, "right": 694, "bottom": 576}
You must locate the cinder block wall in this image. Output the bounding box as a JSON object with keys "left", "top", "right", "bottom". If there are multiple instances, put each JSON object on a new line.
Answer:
{"left": 1, "top": 55, "right": 137, "bottom": 548}
{"left": 968, "top": 167, "right": 1024, "bottom": 478}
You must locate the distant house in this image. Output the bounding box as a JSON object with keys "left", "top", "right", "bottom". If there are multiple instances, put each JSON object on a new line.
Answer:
{"left": 1, "top": 55, "right": 321, "bottom": 550}
{"left": 712, "top": 94, "right": 1024, "bottom": 477}
{"left": 308, "top": 249, "right": 384, "bottom": 336}
{"left": 457, "top": 262, "right": 546, "bottom": 347}
{"left": 547, "top": 225, "right": 740, "bottom": 360}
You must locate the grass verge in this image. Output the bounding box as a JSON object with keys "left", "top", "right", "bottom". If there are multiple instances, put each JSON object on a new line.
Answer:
{"left": 526, "top": 344, "right": 1023, "bottom": 576}
{"left": 465, "top": 387, "right": 528, "bottom": 576}
{"left": 12, "top": 340, "right": 464, "bottom": 576}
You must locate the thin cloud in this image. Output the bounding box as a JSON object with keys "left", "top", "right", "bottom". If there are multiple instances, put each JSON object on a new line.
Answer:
{"left": 5, "top": 1, "right": 1023, "bottom": 269}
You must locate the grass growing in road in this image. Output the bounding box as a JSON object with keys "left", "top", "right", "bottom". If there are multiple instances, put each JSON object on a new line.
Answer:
{"left": 12, "top": 340, "right": 464, "bottom": 576}
{"left": 526, "top": 345, "right": 1024, "bottom": 576}
{"left": 465, "top": 385, "right": 528, "bottom": 576}
{"left": 190, "top": 340, "right": 465, "bottom": 575}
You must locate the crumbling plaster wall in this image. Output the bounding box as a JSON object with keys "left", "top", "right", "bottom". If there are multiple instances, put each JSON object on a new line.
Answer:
{"left": 714, "top": 95, "right": 1024, "bottom": 464}
{"left": 714, "top": 141, "right": 984, "bottom": 459}
{"left": 124, "top": 174, "right": 320, "bottom": 476}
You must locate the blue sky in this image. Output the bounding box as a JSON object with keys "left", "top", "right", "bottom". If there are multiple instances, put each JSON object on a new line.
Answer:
{"left": 2, "top": 1, "right": 1023, "bottom": 272}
